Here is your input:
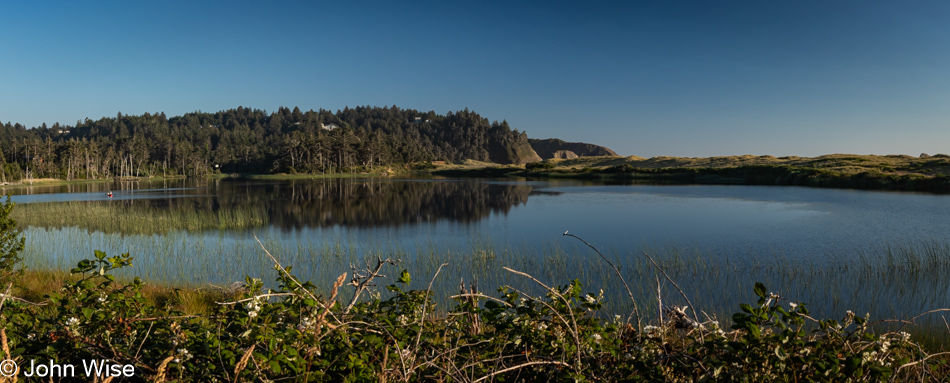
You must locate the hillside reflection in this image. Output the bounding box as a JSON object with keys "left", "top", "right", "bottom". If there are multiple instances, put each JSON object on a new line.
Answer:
{"left": 14, "top": 179, "right": 536, "bottom": 233}
{"left": 217, "top": 179, "right": 534, "bottom": 229}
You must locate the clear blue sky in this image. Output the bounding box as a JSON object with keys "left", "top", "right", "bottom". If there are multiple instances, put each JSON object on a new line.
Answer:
{"left": 1, "top": 1, "right": 948, "bottom": 157}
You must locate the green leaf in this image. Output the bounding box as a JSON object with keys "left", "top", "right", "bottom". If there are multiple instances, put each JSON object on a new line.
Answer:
{"left": 748, "top": 323, "right": 761, "bottom": 338}
{"left": 398, "top": 269, "right": 411, "bottom": 284}
{"left": 870, "top": 365, "right": 891, "bottom": 374}
{"left": 754, "top": 282, "right": 767, "bottom": 298}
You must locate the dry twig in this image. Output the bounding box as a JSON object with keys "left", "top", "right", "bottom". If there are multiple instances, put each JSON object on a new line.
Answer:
{"left": 563, "top": 231, "right": 642, "bottom": 331}
{"left": 503, "top": 267, "right": 582, "bottom": 371}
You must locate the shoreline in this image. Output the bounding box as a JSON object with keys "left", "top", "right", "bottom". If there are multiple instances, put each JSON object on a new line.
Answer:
{"left": 6, "top": 153, "right": 950, "bottom": 193}
{"left": 432, "top": 154, "right": 950, "bottom": 193}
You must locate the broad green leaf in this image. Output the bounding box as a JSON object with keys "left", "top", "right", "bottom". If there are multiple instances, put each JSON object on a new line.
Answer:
{"left": 754, "top": 283, "right": 767, "bottom": 298}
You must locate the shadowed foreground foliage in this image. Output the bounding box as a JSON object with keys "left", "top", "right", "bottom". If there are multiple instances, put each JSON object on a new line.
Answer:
{"left": 1, "top": 255, "right": 948, "bottom": 382}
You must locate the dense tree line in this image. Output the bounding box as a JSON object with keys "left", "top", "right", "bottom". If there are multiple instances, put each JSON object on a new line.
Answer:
{"left": 0, "top": 106, "right": 538, "bottom": 181}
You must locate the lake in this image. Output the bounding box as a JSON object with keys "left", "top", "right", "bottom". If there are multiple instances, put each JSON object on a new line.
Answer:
{"left": 8, "top": 177, "right": 950, "bottom": 335}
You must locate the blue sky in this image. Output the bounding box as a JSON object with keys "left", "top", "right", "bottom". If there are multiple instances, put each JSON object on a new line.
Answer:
{"left": 1, "top": 1, "right": 948, "bottom": 157}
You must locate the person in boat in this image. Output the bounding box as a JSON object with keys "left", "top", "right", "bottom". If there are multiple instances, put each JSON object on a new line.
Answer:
{"left": 107, "top": 191, "right": 113, "bottom": 197}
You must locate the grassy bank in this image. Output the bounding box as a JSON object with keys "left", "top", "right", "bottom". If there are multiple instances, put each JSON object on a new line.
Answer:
{"left": 0, "top": 177, "right": 115, "bottom": 188}
{"left": 13, "top": 268, "right": 241, "bottom": 316}
{"left": 431, "top": 153, "right": 950, "bottom": 192}
{"left": 3, "top": 175, "right": 195, "bottom": 186}
{"left": 10, "top": 154, "right": 950, "bottom": 193}
{"left": 0, "top": 164, "right": 406, "bottom": 185}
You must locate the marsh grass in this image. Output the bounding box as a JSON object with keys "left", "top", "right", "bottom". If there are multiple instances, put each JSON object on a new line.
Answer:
{"left": 540, "top": 153, "right": 950, "bottom": 176}
{"left": 14, "top": 201, "right": 269, "bottom": 234}
{"left": 12, "top": 268, "right": 241, "bottom": 316}
{"left": 519, "top": 153, "right": 950, "bottom": 191}
{"left": 15, "top": 219, "right": 950, "bottom": 350}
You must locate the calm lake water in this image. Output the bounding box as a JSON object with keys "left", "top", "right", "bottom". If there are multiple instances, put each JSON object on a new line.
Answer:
{"left": 8, "top": 178, "right": 950, "bottom": 332}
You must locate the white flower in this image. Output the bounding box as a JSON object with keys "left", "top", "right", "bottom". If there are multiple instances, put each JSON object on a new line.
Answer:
{"left": 899, "top": 331, "right": 911, "bottom": 342}
{"left": 585, "top": 295, "right": 596, "bottom": 304}
{"left": 788, "top": 302, "right": 798, "bottom": 309}
{"left": 397, "top": 315, "right": 409, "bottom": 326}
{"left": 97, "top": 293, "right": 107, "bottom": 303}
{"left": 66, "top": 317, "right": 79, "bottom": 327}
{"left": 298, "top": 316, "right": 313, "bottom": 332}
{"left": 245, "top": 298, "right": 263, "bottom": 318}
{"left": 591, "top": 333, "right": 602, "bottom": 342}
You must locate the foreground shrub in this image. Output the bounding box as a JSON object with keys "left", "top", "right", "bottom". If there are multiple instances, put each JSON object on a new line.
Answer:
{"left": 0, "top": 256, "right": 945, "bottom": 382}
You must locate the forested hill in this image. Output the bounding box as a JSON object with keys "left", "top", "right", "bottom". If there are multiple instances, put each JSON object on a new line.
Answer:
{"left": 0, "top": 106, "right": 543, "bottom": 180}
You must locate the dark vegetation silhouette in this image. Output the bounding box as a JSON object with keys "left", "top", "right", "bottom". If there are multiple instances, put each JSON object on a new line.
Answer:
{"left": 0, "top": 106, "right": 540, "bottom": 180}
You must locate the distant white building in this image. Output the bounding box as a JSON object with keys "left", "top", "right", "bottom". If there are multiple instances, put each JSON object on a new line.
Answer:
{"left": 411, "top": 117, "right": 431, "bottom": 124}
{"left": 321, "top": 123, "right": 340, "bottom": 131}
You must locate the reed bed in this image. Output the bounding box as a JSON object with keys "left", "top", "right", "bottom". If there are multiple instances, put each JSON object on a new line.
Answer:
{"left": 14, "top": 201, "right": 269, "bottom": 234}
{"left": 19, "top": 225, "right": 950, "bottom": 348}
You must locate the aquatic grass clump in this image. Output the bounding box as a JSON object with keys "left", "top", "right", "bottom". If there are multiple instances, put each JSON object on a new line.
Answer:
{"left": 13, "top": 201, "right": 270, "bottom": 235}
